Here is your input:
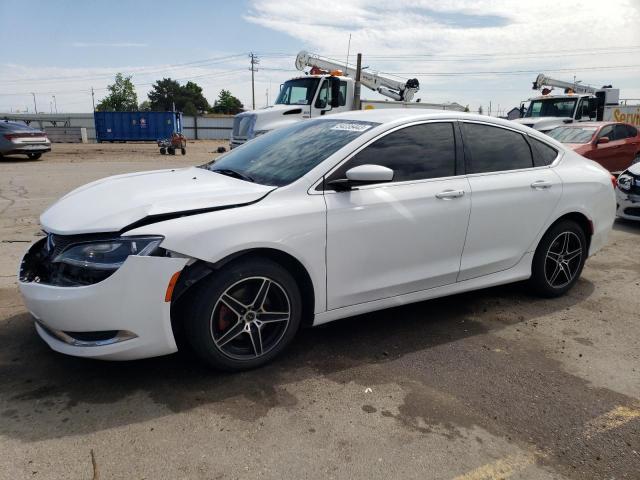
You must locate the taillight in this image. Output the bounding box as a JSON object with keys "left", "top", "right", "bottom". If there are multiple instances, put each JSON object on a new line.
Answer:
{"left": 611, "top": 174, "right": 617, "bottom": 189}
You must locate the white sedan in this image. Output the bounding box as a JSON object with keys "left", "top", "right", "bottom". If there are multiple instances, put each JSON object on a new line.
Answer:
{"left": 19, "top": 110, "right": 616, "bottom": 370}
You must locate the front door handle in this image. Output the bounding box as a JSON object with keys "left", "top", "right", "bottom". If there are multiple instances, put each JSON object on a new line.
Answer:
{"left": 435, "top": 189, "right": 465, "bottom": 199}
{"left": 530, "top": 180, "right": 552, "bottom": 189}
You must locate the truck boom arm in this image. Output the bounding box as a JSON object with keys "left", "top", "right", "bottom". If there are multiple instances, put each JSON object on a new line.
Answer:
{"left": 532, "top": 73, "right": 598, "bottom": 94}
{"left": 295, "top": 51, "right": 419, "bottom": 102}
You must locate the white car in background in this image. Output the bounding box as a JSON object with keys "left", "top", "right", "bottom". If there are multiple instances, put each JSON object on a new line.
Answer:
{"left": 19, "top": 110, "right": 616, "bottom": 371}
{"left": 616, "top": 163, "right": 640, "bottom": 221}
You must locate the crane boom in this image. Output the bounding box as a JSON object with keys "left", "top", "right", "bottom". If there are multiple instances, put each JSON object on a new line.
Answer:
{"left": 532, "top": 73, "right": 598, "bottom": 94}
{"left": 295, "top": 51, "right": 420, "bottom": 102}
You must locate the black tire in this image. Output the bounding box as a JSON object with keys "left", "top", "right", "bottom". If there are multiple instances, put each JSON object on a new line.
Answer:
{"left": 160, "top": 147, "right": 166, "bottom": 155}
{"left": 183, "top": 257, "right": 302, "bottom": 371}
{"left": 168, "top": 147, "right": 176, "bottom": 155}
{"left": 529, "top": 220, "right": 587, "bottom": 298}
{"left": 180, "top": 147, "right": 186, "bottom": 155}
{"left": 27, "top": 153, "right": 42, "bottom": 160}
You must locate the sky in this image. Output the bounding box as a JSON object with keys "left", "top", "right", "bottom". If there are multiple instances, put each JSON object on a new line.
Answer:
{"left": 1, "top": 0, "right": 639, "bottom": 115}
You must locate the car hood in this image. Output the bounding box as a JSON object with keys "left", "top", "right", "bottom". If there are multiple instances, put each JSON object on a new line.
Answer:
{"left": 40, "top": 166, "right": 275, "bottom": 235}
{"left": 512, "top": 117, "right": 572, "bottom": 132}
{"left": 625, "top": 163, "right": 640, "bottom": 175}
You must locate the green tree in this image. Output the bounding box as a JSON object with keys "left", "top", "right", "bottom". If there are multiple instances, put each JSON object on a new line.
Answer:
{"left": 464, "top": 105, "right": 470, "bottom": 113}
{"left": 211, "top": 89, "right": 244, "bottom": 115}
{"left": 96, "top": 73, "right": 138, "bottom": 112}
{"left": 138, "top": 100, "right": 151, "bottom": 111}
{"left": 147, "top": 78, "right": 210, "bottom": 113}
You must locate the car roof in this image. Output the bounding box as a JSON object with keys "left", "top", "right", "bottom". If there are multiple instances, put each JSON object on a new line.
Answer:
{"left": 327, "top": 108, "right": 520, "bottom": 128}
{"left": 0, "top": 120, "right": 38, "bottom": 130}
{"left": 325, "top": 108, "right": 554, "bottom": 139}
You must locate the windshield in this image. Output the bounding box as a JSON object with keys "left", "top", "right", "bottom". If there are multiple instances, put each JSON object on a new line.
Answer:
{"left": 202, "top": 119, "right": 379, "bottom": 187}
{"left": 275, "top": 78, "right": 321, "bottom": 106}
{"left": 525, "top": 98, "right": 577, "bottom": 118}
{"left": 547, "top": 126, "right": 597, "bottom": 143}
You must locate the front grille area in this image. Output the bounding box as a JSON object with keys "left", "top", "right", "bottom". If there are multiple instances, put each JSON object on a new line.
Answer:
{"left": 20, "top": 233, "right": 119, "bottom": 286}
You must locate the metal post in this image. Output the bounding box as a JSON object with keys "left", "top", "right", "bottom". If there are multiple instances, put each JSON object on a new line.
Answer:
{"left": 31, "top": 92, "right": 38, "bottom": 114}
{"left": 91, "top": 87, "right": 96, "bottom": 111}
{"left": 52, "top": 95, "right": 58, "bottom": 114}
{"left": 354, "top": 53, "right": 362, "bottom": 110}
{"left": 193, "top": 114, "right": 198, "bottom": 140}
{"left": 249, "top": 53, "right": 259, "bottom": 110}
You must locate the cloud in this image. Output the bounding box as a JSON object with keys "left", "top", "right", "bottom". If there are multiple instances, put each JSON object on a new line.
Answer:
{"left": 71, "top": 42, "right": 148, "bottom": 48}
{"left": 245, "top": 0, "right": 640, "bottom": 110}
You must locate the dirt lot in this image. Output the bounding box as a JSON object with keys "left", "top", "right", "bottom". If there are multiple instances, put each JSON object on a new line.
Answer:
{"left": 1, "top": 142, "right": 639, "bottom": 479}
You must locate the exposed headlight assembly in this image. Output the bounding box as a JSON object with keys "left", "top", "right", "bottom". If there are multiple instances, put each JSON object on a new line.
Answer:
{"left": 53, "top": 236, "right": 164, "bottom": 270}
{"left": 617, "top": 174, "right": 633, "bottom": 191}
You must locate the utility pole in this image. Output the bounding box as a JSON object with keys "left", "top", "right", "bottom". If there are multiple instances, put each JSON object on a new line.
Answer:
{"left": 354, "top": 53, "right": 362, "bottom": 110}
{"left": 52, "top": 95, "right": 58, "bottom": 114}
{"left": 249, "top": 52, "right": 259, "bottom": 110}
{"left": 91, "top": 87, "right": 96, "bottom": 112}
{"left": 31, "top": 92, "right": 38, "bottom": 114}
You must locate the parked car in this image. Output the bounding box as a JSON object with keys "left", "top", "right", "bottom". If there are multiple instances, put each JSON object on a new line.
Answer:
{"left": 0, "top": 120, "right": 51, "bottom": 160}
{"left": 547, "top": 122, "right": 640, "bottom": 173}
{"left": 18, "top": 110, "right": 616, "bottom": 370}
{"left": 616, "top": 163, "right": 640, "bottom": 221}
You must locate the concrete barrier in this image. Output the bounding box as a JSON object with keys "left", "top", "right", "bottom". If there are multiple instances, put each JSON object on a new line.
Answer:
{"left": 45, "top": 126, "right": 88, "bottom": 143}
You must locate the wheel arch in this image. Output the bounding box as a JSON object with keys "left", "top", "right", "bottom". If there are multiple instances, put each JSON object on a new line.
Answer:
{"left": 543, "top": 211, "right": 593, "bottom": 251}
{"left": 170, "top": 248, "right": 317, "bottom": 341}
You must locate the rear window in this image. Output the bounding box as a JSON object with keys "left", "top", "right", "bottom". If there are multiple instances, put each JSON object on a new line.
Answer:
{"left": 626, "top": 125, "right": 638, "bottom": 137}
{"left": 547, "top": 126, "right": 597, "bottom": 143}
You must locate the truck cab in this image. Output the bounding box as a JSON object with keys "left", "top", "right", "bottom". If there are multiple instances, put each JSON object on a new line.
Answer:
{"left": 513, "top": 94, "right": 597, "bottom": 133}
{"left": 230, "top": 75, "right": 353, "bottom": 148}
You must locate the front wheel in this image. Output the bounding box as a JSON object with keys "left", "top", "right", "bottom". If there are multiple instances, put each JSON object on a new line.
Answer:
{"left": 529, "top": 220, "right": 587, "bottom": 297}
{"left": 183, "top": 257, "right": 302, "bottom": 371}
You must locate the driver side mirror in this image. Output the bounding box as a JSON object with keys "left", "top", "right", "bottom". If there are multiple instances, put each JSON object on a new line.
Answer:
{"left": 596, "top": 136, "right": 610, "bottom": 145}
{"left": 327, "top": 164, "right": 394, "bottom": 191}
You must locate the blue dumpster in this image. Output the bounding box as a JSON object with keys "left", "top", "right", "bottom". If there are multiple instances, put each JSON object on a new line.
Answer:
{"left": 94, "top": 111, "right": 182, "bottom": 142}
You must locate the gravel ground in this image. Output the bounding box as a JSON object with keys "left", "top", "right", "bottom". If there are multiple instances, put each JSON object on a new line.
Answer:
{"left": 1, "top": 142, "right": 639, "bottom": 479}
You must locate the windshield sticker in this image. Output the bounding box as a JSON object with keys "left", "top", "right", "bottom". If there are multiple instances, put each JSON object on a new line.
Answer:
{"left": 330, "top": 123, "right": 373, "bottom": 132}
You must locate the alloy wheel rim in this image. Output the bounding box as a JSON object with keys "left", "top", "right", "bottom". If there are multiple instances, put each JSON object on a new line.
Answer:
{"left": 210, "top": 276, "right": 291, "bottom": 360}
{"left": 544, "top": 231, "right": 583, "bottom": 289}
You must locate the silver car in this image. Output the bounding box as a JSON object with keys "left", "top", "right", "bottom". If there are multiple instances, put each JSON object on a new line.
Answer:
{"left": 0, "top": 120, "right": 51, "bottom": 160}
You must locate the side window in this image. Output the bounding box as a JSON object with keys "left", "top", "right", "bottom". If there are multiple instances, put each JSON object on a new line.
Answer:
{"left": 627, "top": 125, "right": 638, "bottom": 137}
{"left": 613, "top": 124, "right": 630, "bottom": 141}
{"left": 598, "top": 125, "right": 614, "bottom": 140}
{"left": 529, "top": 137, "right": 559, "bottom": 166}
{"left": 462, "top": 123, "right": 533, "bottom": 173}
{"left": 328, "top": 122, "right": 456, "bottom": 184}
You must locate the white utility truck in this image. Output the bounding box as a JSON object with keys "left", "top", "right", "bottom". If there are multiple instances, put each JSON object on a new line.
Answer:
{"left": 229, "top": 51, "right": 465, "bottom": 148}
{"left": 513, "top": 73, "right": 640, "bottom": 133}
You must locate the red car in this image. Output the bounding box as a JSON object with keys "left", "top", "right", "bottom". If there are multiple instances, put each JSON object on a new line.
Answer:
{"left": 547, "top": 122, "right": 640, "bottom": 172}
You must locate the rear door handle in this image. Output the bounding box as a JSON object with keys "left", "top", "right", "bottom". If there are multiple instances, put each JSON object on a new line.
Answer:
{"left": 435, "top": 189, "right": 465, "bottom": 199}
{"left": 530, "top": 180, "right": 552, "bottom": 189}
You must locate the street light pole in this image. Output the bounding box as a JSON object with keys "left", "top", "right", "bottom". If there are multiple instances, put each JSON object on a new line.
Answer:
{"left": 52, "top": 95, "right": 58, "bottom": 114}
{"left": 31, "top": 92, "right": 38, "bottom": 114}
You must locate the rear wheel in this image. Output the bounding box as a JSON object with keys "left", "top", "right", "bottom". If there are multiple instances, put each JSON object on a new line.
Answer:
{"left": 529, "top": 220, "right": 587, "bottom": 297}
{"left": 27, "top": 153, "right": 42, "bottom": 160}
{"left": 183, "top": 257, "right": 302, "bottom": 371}
{"left": 159, "top": 147, "right": 166, "bottom": 155}
{"left": 180, "top": 147, "right": 186, "bottom": 155}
